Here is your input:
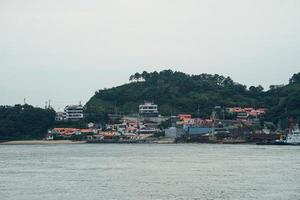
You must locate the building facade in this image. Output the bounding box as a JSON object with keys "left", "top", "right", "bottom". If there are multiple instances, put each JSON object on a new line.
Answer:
{"left": 64, "top": 105, "right": 84, "bottom": 121}
{"left": 139, "top": 102, "right": 159, "bottom": 117}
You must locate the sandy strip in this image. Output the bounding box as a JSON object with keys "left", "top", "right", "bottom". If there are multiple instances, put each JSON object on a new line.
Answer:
{"left": 0, "top": 140, "right": 86, "bottom": 145}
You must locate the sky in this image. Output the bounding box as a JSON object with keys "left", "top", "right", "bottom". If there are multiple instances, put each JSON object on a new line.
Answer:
{"left": 0, "top": 0, "right": 299, "bottom": 110}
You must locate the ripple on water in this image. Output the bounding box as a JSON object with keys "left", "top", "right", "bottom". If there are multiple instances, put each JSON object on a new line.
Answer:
{"left": 0, "top": 144, "right": 299, "bottom": 200}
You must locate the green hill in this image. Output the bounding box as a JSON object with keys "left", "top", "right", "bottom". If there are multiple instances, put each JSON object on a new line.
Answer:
{"left": 0, "top": 104, "right": 56, "bottom": 141}
{"left": 263, "top": 73, "right": 300, "bottom": 123}
{"left": 86, "top": 70, "right": 300, "bottom": 124}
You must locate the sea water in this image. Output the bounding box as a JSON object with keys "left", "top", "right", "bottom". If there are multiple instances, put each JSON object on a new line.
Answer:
{"left": 0, "top": 144, "right": 299, "bottom": 200}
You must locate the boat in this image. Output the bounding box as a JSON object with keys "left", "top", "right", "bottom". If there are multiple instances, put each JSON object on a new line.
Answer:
{"left": 275, "top": 125, "right": 300, "bottom": 145}
{"left": 86, "top": 133, "right": 147, "bottom": 144}
{"left": 86, "top": 138, "right": 146, "bottom": 144}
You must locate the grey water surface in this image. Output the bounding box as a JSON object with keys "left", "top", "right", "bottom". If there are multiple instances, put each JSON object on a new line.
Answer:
{"left": 0, "top": 144, "right": 299, "bottom": 200}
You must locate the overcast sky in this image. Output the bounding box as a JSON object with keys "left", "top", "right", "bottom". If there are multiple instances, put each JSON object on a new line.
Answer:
{"left": 0, "top": 0, "right": 299, "bottom": 110}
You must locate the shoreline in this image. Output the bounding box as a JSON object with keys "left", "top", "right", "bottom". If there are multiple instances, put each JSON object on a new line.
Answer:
{"left": 0, "top": 140, "right": 86, "bottom": 145}
{"left": 0, "top": 139, "right": 253, "bottom": 145}
{"left": 0, "top": 139, "right": 283, "bottom": 146}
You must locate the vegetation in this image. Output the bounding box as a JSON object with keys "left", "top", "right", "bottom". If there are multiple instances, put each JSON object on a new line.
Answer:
{"left": 264, "top": 73, "right": 300, "bottom": 126}
{"left": 0, "top": 104, "right": 56, "bottom": 141}
{"left": 53, "top": 120, "right": 89, "bottom": 129}
{"left": 1, "top": 70, "right": 299, "bottom": 141}
{"left": 86, "top": 70, "right": 300, "bottom": 125}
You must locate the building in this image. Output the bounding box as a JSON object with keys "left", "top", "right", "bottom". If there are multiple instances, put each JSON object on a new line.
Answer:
{"left": 139, "top": 102, "right": 159, "bottom": 117}
{"left": 237, "top": 112, "right": 248, "bottom": 120}
{"left": 165, "top": 127, "right": 178, "bottom": 138}
{"left": 178, "top": 114, "right": 192, "bottom": 121}
{"left": 64, "top": 105, "right": 84, "bottom": 121}
{"left": 228, "top": 107, "right": 266, "bottom": 120}
{"left": 55, "top": 112, "right": 65, "bottom": 121}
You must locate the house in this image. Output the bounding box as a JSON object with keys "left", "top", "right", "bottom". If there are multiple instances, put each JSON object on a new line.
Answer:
{"left": 178, "top": 114, "right": 192, "bottom": 122}
{"left": 55, "top": 112, "right": 65, "bottom": 121}
{"left": 228, "top": 107, "right": 267, "bottom": 119}
{"left": 237, "top": 112, "right": 248, "bottom": 120}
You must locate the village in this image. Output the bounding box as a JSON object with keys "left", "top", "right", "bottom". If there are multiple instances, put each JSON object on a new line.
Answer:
{"left": 46, "top": 101, "right": 299, "bottom": 145}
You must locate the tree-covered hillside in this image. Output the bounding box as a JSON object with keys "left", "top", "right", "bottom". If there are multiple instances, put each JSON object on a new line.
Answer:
{"left": 263, "top": 73, "right": 300, "bottom": 123}
{"left": 86, "top": 70, "right": 300, "bottom": 123}
{"left": 0, "top": 104, "right": 56, "bottom": 141}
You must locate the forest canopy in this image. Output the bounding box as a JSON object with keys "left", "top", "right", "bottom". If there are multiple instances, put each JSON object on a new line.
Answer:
{"left": 0, "top": 104, "right": 55, "bottom": 141}
{"left": 86, "top": 70, "right": 300, "bottom": 123}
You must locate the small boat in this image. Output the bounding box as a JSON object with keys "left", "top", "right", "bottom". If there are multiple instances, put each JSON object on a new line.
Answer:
{"left": 86, "top": 134, "right": 146, "bottom": 143}
{"left": 275, "top": 125, "right": 300, "bottom": 145}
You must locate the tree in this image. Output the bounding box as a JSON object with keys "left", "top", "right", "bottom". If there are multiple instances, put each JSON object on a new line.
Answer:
{"left": 129, "top": 73, "right": 142, "bottom": 82}
{"left": 134, "top": 72, "right": 141, "bottom": 81}
{"left": 223, "top": 77, "right": 234, "bottom": 86}
{"left": 86, "top": 69, "right": 300, "bottom": 124}
{"left": 141, "top": 71, "right": 149, "bottom": 81}
{"left": 129, "top": 75, "right": 135, "bottom": 82}
{"left": 249, "top": 85, "right": 264, "bottom": 94}
{"left": 289, "top": 72, "right": 300, "bottom": 84}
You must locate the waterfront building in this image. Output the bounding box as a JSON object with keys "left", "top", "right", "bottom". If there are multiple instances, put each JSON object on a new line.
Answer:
{"left": 46, "top": 130, "right": 54, "bottom": 140}
{"left": 165, "top": 127, "right": 177, "bottom": 138}
{"left": 183, "top": 125, "right": 213, "bottom": 135}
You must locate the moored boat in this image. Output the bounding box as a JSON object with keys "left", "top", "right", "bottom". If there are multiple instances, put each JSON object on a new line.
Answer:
{"left": 275, "top": 125, "right": 300, "bottom": 145}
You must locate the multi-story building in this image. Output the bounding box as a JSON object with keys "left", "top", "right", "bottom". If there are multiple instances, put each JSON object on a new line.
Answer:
{"left": 139, "top": 102, "right": 159, "bottom": 117}
{"left": 64, "top": 105, "right": 84, "bottom": 121}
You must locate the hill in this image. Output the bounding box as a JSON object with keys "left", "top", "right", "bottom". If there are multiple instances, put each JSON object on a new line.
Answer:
{"left": 263, "top": 72, "right": 300, "bottom": 125}
{"left": 86, "top": 70, "right": 300, "bottom": 125}
{"left": 0, "top": 104, "right": 56, "bottom": 141}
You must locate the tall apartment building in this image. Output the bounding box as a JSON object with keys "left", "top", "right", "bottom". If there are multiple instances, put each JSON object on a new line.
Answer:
{"left": 64, "top": 105, "right": 84, "bottom": 121}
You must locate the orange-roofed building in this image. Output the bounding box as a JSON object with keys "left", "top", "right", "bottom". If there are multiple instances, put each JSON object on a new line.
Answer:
{"left": 249, "top": 111, "right": 260, "bottom": 117}
{"left": 80, "top": 129, "right": 94, "bottom": 133}
{"left": 244, "top": 108, "right": 254, "bottom": 112}
{"left": 53, "top": 128, "right": 79, "bottom": 136}
{"left": 230, "top": 107, "right": 244, "bottom": 113}
{"left": 178, "top": 114, "right": 192, "bottom": 121}
{"left": 257, "top": 108, "right": 267, "bottom": 113}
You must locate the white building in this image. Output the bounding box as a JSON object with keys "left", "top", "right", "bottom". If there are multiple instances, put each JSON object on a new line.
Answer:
{"left": 64, "top": 105, "right": 84, "bottom": 121}
{"left": 139, "top": 102, "right": 159, "bottom": 117}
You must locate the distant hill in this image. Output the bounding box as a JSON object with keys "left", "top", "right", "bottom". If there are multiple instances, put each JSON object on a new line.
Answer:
{"left": 0, "top": 104, "right": 55, "bottom": 141}
{"left": 86, "top": 70, "right": 300, "bottom": 125}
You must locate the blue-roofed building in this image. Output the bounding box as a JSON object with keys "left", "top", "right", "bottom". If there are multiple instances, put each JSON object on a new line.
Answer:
{"left": 183, "top": 125, "right": 213, "bottom": 135}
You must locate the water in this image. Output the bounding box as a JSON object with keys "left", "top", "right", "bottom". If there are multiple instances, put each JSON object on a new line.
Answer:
{"left": 0, "top": 144, "right": 299, "bottom": 200}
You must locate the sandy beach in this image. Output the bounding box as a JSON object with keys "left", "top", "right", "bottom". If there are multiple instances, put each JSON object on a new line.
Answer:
{"left": 0, "top": 140, "right": 86, "bottom": 145}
